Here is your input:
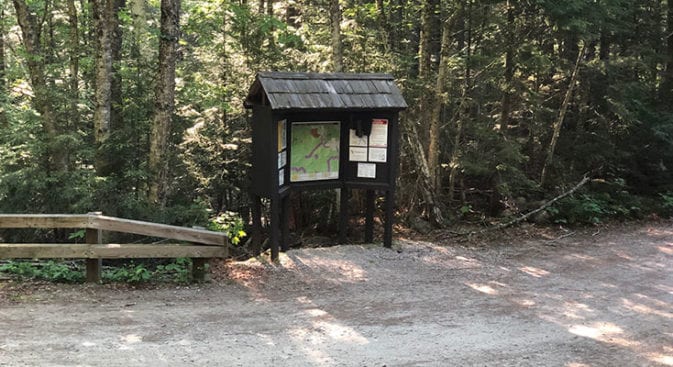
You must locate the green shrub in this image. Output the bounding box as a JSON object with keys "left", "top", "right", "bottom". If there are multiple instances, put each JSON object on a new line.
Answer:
{"left": 207, "top": 211, "right": 247, "bottom": 245}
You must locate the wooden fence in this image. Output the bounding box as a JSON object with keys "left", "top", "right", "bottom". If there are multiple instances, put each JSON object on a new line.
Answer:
{"left": 0, "top": 213, "right": 229, "bottom": 282}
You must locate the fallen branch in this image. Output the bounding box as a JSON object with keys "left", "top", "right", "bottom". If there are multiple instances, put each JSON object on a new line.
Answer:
{"left": 453, "top": 175, "right": 591, "bottom": 236}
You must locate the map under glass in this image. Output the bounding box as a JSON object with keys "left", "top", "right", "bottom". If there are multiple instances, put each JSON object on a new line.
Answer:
{"left": 290, "top": 121, "right": 340, "bottom": 182}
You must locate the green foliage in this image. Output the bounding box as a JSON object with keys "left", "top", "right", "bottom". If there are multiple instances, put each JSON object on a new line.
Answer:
{"left": 548, "top": 191, "right": 642, "bottom": 225}
{"left": 103, "top": 263, "right": 152, "bottom": 283}
{"left": 207, "top": 212, "right": 247, "bottom": 246}
{"left": 0, "top": 259, "right": 195, "bottom": 284}
{"left": 0, "top": 261, "right": 84, "bottom": 283}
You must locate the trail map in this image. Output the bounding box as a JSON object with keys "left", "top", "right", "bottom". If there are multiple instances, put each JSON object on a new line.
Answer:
{"left": 290, "top": 121, "right": 340, "bottom": 182}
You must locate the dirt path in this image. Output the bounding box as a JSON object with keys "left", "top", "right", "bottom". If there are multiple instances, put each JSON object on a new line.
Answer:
{"left": 1, "top": 222, "right": 672, "bottom": 366}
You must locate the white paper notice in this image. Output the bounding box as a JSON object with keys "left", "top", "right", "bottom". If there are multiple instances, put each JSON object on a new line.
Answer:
{"left": 278, "top": 150, "right": 287, "bottom": 168}
{"left": 368, "top": 147, "right": 387, "bottom": 163}
{"left": 357, "top": 163, "right": 376, "bottom": 178}
{"left": 349, "top": 147, "right": 368, "bottom": 162}
{"left": 369, "top": 119, "right": 388, "bottom": 147}
{"left": 278, "top": 168, "right": 285, "bottom": 186}
{"left": 278, "top": 120, "right": 287, "bottom": 151}
{"left": 349, "top": 129, "right": 368, "bottom": 146}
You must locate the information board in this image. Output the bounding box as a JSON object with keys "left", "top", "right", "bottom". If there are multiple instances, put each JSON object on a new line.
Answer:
{"left": 290, "top": 121, "right": 340, "bottom": 182}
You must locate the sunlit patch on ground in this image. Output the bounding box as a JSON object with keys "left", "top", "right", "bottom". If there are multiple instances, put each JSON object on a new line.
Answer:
{"left": 622, "top": 298, "right": 673, "bottom": 319}
{"left": 466, "top": 283, "right": 498, "bottom": 295}
{"left": 518, "top": 266, "right": 550, "bottom": 278}
{"left": 658, "top": 245, "right": 673, "bottom": 255}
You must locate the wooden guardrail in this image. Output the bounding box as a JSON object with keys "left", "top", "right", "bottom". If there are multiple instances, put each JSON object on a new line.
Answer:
{"left": 0, "top": 213, "right": 229, "bottom": 282}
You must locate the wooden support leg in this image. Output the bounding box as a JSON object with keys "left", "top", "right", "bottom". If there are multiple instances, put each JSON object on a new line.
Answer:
{"left": 192, "top": 258, "right": 209, "bottom": 282}
{"left": 281, "top": 195, "right": 290, "bottom": 252}
{"left": 85, "top": 228, "right": 102, "bottom": 283}
{"left": 86, "top": 259, "right": 102, "bottom": 283}
{"left": 365, "top": 190, "right": 375, "bottom": 243}
{"left": 383, "top": 189, "right": 394, "bottom": 248}
{"left": 270, "top": 196, "right": 280, "bottom": 261}
{"left": 339, "top": 187, "right": 349, "bottom": 244}
{"left": 251, "top": 194, "right": 263, "bottom": 256}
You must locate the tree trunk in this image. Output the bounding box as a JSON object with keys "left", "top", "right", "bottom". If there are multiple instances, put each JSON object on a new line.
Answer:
{"left": 0, "top": 7, "right": 6, "bottom": 127}
{"left": 500, "top": 0, "right": 515, "bottom": 127}
{"left": 92, "top": 0, "right": 113, "bottom": 175}
{"left": 660, "top": 0, "right": 673, "bottom": 103}
{"left": 66, "top": 0, "right": 79, "bottom": 130}
{"left": 540, "top": 45, "right": 586, "bottom": 186}
{"left": 330, "top": 0, "right": 343, "bottom": 72}
{"left": 91, "top": 0, "right": 125, "bottom": 176}
{"left": 13, "top": 0, "right": 66, "bottom": 171}
{"left": 148, "top": 0, "right": 180, "bottom": 205}
{"left": 404, "top": 122, "right": 446, "bottom": 226}
{"left": 428, "top": 9, "right": 453, "bottom": 195}
{"left": 418, "top": 0, "right": 439, "bottom": 79}
{"left": 375, "top": 0, "right": 391, "bottom": 52}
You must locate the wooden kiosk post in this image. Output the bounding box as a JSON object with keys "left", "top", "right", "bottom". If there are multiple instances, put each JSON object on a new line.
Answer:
{"left": 244, "top": 72, "right": 407, "bottom": 261}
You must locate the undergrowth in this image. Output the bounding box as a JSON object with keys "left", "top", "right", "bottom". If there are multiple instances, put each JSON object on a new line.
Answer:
{"left": 0, "top": 258, "right": 198, "bottom": 284}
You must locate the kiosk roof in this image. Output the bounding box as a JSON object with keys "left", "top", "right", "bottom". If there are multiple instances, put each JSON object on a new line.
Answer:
{"left": 244, "top": 72, "right": 407, "bottom": 111}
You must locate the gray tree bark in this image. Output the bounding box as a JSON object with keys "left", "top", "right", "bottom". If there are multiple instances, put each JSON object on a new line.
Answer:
{"left": 13, "top": 0, "right": 66, "bottom": 171}
{"left": 148, "top": 0, "right": 180, "bottom": 205}
{"left": 330, "top": 0, "right": 343, "bottom": 72}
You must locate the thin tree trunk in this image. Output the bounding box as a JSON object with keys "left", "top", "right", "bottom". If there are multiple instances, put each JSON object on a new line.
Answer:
{"left": 447, "top": 0, "right": 471, "bottom": 203}
{"left": 110, "top": 0, "right": 124, "bottom": 139}
{"left": 148, "top": 0, "right": 180, "bottom": 205}
{"left": 428, "top": 10, "right": 453, "bottom": 195}
{"left": 500, "top": 0, "right": 514, "bottom": 127}
{"left": 92, "top": 0, "right": 113, "bottom": 175}
{"left": 0, "top": 7, "right": 6, "bottom": 127}
{"left": 404, "top": 122, "right": 446, "bottom": 226}
{"left": 66, "top": 0, "right": 79, "bottom": 128}
{"left": 418, "top": 0, "right": 439, "bottom": 79}
{"left": 330, "top": 0, "right": 343, "bottom": 72}
{"left": 660, "top": 0, "right": 673, "bottom": 103}
{"left": 540, "top": 45, "right": 586, "bottom": 186}
{"left": 447, "top": 90, "right": 466, "bottom": 203}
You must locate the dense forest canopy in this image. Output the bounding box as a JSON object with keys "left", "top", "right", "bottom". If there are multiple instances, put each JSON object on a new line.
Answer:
{"left": 1, "top": 0, "right": 672, "bottom": 244}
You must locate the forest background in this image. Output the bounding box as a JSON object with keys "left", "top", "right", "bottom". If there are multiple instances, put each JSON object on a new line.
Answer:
{"left": 1, "top": 0, "right": 673, "bottom": 246}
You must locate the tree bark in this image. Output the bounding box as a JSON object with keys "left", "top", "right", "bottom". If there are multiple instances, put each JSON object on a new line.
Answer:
{"left": 500, "top": 0, "right": 515, "bottom": 127}
{"left": 428, "top": 9, "right": 453, "bottom": 195}
{"left": 330, "top": 0, "right": 343, "bottom": 72}
{"left": 91, "top": 0, "right": 125, "bottom": 176}
{"left": 13, "top": 0, "right": 66, "bottom": 171}
{"left": 0, "top": 7, "right": 5, "bottom": 127}
{"left": 66, "top": 0, "right": 79, "bottom": 130}
{"left": 92, "top": 0, "right": 113, "bottom": 175}
{"left": 660, "top": 0, "right": 673, "bottom": 103}
{"left": 418, "top": 0, "right": 439, "bottom": 79}
{"left": 148, "top": 0, "right": 180, "bottom": 205}
{"left": 540, "top": 45, "right": 586, "bottom": 187}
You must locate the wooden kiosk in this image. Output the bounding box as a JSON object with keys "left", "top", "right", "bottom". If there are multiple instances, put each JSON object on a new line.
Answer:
{"left": 244, "top": 72, "right": 407, "bottom": 260}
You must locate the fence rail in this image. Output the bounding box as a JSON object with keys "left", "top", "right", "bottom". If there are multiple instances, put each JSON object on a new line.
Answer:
{"left": 0, "top": 213, "right": 229, "bottom": 282}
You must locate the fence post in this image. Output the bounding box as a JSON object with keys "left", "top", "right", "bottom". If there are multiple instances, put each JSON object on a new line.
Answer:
{"left": 192, "top": 258, "right": 208, "bottom": 282}
{"left": 86, "top": 212, "right": 102, "bottom": 283}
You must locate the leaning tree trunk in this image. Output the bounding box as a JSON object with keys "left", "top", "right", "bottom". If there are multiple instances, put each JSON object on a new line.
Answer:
{"left": 540, "top": 45, "right": 585, "bottom": 187}
{"left": 148, "top": 0, "right": 180, "bottom": 205}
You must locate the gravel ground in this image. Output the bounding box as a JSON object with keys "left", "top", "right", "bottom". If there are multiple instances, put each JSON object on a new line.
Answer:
{"left": 0, "top": 222, "right": 672, "bottom": 366}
